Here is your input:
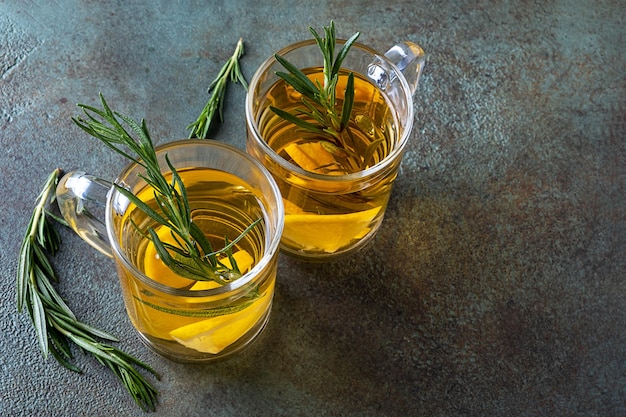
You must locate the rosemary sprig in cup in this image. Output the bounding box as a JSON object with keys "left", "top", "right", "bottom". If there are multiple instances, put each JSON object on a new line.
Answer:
{"left": 17, "top": 168, "right": 159, "bottom": 412}
{"left": 73, "top": 94, "right": 260, "bottom": 284}
{"left": 271, "top": 22, "right": 359, "bottom": 140}
{"left": 270, "top": 21, "right": 388, "bottom": 173}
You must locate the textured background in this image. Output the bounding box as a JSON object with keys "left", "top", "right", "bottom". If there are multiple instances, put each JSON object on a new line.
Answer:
{"left": 1, "top": 1, "right": 624, "bottom": 416}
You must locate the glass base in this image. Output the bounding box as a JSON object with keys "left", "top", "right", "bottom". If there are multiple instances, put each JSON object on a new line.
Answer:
{"left": 135, "top": 304, "right": 273, "bottom": 363}
{"left": 279, "top": 225, "right": 379, "bottom": 262}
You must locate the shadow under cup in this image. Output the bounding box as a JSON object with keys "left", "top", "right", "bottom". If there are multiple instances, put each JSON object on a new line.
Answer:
{"left": 106, "top": 140, "right": 284, "bottom": 362}
{"left": 245, "top": 39, "right": 415, "bottom": 261}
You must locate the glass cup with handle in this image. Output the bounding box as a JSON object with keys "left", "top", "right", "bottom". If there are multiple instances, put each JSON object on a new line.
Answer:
{"left": 245, "top": 38, "right": 425, "bottom": 261}
{"left": 56, "top": 139, "right": 284, "bottom": 362}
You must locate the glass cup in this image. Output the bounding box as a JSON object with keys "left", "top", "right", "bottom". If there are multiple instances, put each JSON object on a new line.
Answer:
{"left": 55, "top": 140, "right": 284, "bottom": 362}
{"left": 245, "top": 39, "right": 425, "bottom": 261}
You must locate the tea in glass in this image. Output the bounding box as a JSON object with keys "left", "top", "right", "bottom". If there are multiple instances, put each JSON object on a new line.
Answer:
{"left": 256, "top": 69, "right": 396, "bottom": 254}
{"left": 57, "top": 140, "right": 284, "bottom": 362}
{"left": 246, "top": 39, "right": 421, "bottom": 260}
{"left": 115, "top": 168, "right": 273, "bottom": 357}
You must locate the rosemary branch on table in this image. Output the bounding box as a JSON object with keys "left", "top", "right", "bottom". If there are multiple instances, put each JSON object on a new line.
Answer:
{"left": 187, "top": 37, "right": 248, "bottom": 139}
{"left": 16, "top": 168, "right": 160, "bottom": 412}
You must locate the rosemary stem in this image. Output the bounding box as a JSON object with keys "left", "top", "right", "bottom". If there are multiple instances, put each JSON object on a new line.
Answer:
{"left": 17, "top": 168, "right": 160, "bottom": 412}
{"left": 187, "top": 38, "right": 247, "bottom": 139}
{"left": 30, "top": 168, "right": 61, "bottom": 241}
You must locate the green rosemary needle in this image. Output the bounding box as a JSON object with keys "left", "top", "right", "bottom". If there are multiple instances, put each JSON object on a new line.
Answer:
{"left": 73, "top": 94, "right": 258, "bottom": 284}
{"left": 17, "top": 168, "right": 160, "bottom": 412}
{"left": 187, "top": 37, "right": 248, "bottom": 139}
{"left": 270, "top": 21, "right": 367, "bottom": 173}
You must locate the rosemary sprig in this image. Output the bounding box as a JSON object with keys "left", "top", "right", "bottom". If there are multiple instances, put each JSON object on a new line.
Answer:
{"left": 187, "top": 38, "right": 248, "bottom": 139}
{"left": 17, "top": 168, "right": 159, "bottom": 412}
{"left": 73, "top": 94, "right": 259, "bottom": 284}
{"left": 271, "top": 22, "right": 359, "bottom": 140}
{"left": 270, "top": 22, "right": 374, "bottom": 173}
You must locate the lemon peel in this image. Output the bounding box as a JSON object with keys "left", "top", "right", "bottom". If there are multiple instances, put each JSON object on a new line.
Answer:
{"left": 284, "top": 141, "right": 336, "bottom": 173}
{"left": 143, "top": 225, "right": 194, "bottom": 288}
{"left": 282, "top": 206, "right": 381, "bottom": 253}
{"left": 169, "top": 285, "right": 273, "bottom": 354}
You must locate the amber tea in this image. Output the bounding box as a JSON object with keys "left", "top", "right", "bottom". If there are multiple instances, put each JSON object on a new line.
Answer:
{"left": 253, "top": 68, "right": 399, "bottom": 256}
{"left": 246, "top": 33, "right": 423, "bottom": 260}
{"left": 114, "top": 167, "right": 275, "bottom": 357}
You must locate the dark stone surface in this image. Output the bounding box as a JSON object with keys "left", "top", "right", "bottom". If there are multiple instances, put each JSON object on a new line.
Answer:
{"left": 1, "top": 1, "right": 624, "bottom": 416}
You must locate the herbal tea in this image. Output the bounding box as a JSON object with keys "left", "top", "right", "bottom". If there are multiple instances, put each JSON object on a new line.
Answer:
{"left": 115, "top": 167, "right": 274, "bottom": 355}
{"left": 255, "top": 69, "right": 399, "bottom": 255}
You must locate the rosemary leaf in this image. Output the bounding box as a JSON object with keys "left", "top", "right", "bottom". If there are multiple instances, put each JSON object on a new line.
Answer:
{"left": 114, "top": 184, "right": 169, "bottom": 228}
{"left": 271, "top": 21, "right": 378, "bottom": 173}
{"left": 134, "top": 296, "right": 257, "bottom": 318}
{"left": 269, "top": 106, "right": 324, "bottom": 133}
{"left": 187, "top": 38, "right": 248, "bottom": 138}
{"left": 188, "top": 222, "right": 217, "bottom": 263}
{"left": 362, "top": 137, "right": 387, "bottom": 169}
{"left": 332, "top": 31, "right": 361, "bottom": 76}
{"left": 340, "top": 72, "right": 355, "bottom": 131}
{"left": 204, "top": 218, "right": 262, "bottom": 260}
{"left": 75, "top": 95, "right": 257, "bottom": 283}
{"left": 16, "top": 168, "right": 160, "bottom": 412}
{"left": 29, "top": 284, "right": 48, "bottom": 355}
{"left": 35, "top": 266, "right": 75, "bottom": 318}
{"left": 17, "top": 239, "right": 32, "bottom": 311}
{"left": 273, "top": 53, "right": 318, "bottom": 97}
{"left": 48, "top": 340, "right": 82, "bottom": 373}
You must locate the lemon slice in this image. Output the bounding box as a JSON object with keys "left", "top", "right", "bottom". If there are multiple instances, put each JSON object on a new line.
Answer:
{"left": 284, "top": 142, "right": 336, "bottom": 173}
{"left": 132, "top": 300, "right": 199, "bottom": 341}
{"left": 169, "top": 284, "right": 273, "bottom": 354}
{"left": 141, "top": 228, "right": 256, "bottom": 340}
{"left": 190, "top": 250, "right": 254, "bottom": 291}
{"left": 143, "top": 225, "right": 195, "bottom": 288}
{"left": 282, "top": 206, "right": 381, "bottom": 253}
{"left": 138, "top": 224, "right": 202, "bottom": 340}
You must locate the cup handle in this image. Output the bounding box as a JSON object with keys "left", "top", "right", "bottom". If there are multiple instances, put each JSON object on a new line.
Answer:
{"left": 368, "top": 41, "right": 426, "bottom": 96}
{"left": 55, "top": 171, "right": 114, "bottom": 258}
{"left": 383, "top": 41, "right": 426, "bottom": 95}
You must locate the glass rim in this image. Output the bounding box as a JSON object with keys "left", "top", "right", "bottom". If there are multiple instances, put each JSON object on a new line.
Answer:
{"left": 105, "top": 139, "right": 284, "bottom": 297}
{"left": 245, "top": 38, "right": 414, "bottom": 183}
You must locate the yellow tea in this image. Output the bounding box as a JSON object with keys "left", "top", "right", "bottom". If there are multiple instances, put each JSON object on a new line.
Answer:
{"left": 114, "top": 167, "right": 274, "bottom": 355}
{"left": 254, "top": 68, "right": 399, "bottom": 256}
